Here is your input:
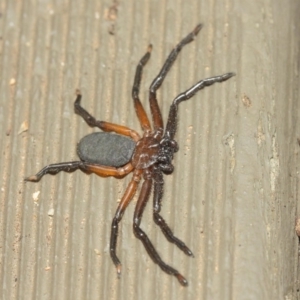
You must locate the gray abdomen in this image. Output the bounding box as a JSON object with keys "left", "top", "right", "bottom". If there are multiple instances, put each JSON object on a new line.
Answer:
{"left": 77, "top": 132, "right": 136, "bottom": 167}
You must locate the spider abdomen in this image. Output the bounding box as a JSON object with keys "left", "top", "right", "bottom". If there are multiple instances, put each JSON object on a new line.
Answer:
{"left": 77, "top": 132, "right": 136, "bottom": 167}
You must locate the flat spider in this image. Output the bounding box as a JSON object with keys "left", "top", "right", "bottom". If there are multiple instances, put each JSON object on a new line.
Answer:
{"left": 25, "top": 24, "right": 235, "bottom": 286}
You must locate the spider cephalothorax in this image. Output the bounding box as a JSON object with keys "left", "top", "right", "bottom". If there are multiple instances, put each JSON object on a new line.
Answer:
{"left": 25, "top": 24, "right": 235, "bottom": 286}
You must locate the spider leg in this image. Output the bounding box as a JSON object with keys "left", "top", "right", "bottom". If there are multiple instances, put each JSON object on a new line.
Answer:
{"left": 149, "top": 24, "right": 203, "bottom": 135}
{"left": 133, "top": 171, "right": 188, "bottom": 286}
{"left": 74, "top": 91, "right": 140, "bottom": 141}
{"left": 153, "top": 167, "right": 193, "bottom": 256}
{"left": 24, "top": 161, "right": 133, "bottom": 182}
{"left": 132, "top": 45, "right": 152, "bottom": 132}
{"left": 110, "top": 169, "right": 142, "bottom": 274}
{"left": 165, "top": 72, "right": 236, "bottom": 139}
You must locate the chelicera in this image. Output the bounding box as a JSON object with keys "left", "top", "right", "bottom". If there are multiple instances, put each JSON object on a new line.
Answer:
{"left": 25, "top": 24, "right": 235, "bottom": 286}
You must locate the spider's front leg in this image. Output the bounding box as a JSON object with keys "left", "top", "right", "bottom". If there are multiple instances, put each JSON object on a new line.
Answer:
{"left": 165, "top": 72, "right": 236, "bottom": 139}
{"left": 152, "top": 167, "right": 193, "bottom": 257}
{"left": 148, "top": 24, "right": 203, "bottom": 134}
{"left": 133, "top": 169, "right": 188, "bottom": 286}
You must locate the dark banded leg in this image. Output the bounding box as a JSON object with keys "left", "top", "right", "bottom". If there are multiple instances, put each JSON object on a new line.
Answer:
{"left": 153, "top": 167, "right": 193, "bottom": 257}
{"left": 110, "top": 170, "right": 142, "bottom": 274}
{"left": 74, "top": 91, "right": 140, "bottom": 141}
{"left": 149, "top": 24, "right": 203, "bottom": 135}
{"left": 132, "top": 46, "right": 152, "bottom": 132}
{"left": 133, "top": 173, "right": 188, "bottom": 286}
{"left": 165, "top": 72, "right": 236, "bottom": 139}
{"left": 24, "top": 161, "right": 134, "bottom": 182}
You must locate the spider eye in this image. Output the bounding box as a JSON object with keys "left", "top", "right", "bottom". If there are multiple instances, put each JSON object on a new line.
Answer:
{"left": 158, "top": 155, "right": 168, "bottom": 163}
{"left": 160, "top": 138, "right": 179, "bottom": 152}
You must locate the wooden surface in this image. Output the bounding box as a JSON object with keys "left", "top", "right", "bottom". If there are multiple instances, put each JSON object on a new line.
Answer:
{"left": 0, "top": 0, "right": 299, "bottom": 299}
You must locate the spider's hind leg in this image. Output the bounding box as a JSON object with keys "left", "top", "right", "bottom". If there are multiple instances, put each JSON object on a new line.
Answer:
{"left": 25, "top": 161, "right": 134, "bottom": 182}
{"left": 24, "top": 161, "right": 88, "bottom": 182}
{"left": 132, "top": 45, "right": 152, "bottom": 132}
{"left": 109, "top": 169, "right": 142, "bottom": 274}
{"left": 74, "top": 91, "right": 140, "bottom": 141}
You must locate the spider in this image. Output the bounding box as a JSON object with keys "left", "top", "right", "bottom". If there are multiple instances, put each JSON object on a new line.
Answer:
{"left": 25, "top": 24, "right": 235, "bottom": 286}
